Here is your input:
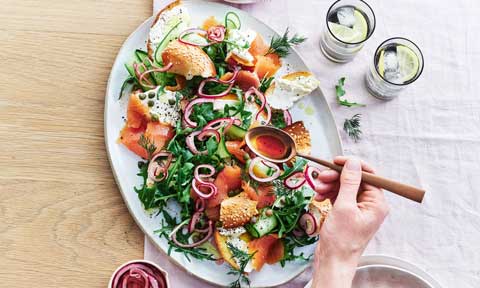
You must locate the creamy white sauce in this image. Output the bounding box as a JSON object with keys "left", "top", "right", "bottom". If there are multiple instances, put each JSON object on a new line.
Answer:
{"left": 149, "top": 6, "right": 191, "bottom": 50}
{"left": 219, "top": 226, "right": 246, "bottom": 237}
{"left": 226, "top": 29, "right": 257, "bottom": 63}
{"left": 267, "top": 74, "right": 320, "bottom": 110}
{"left": 138, "top": 87, "right": 180, "bottom": 126}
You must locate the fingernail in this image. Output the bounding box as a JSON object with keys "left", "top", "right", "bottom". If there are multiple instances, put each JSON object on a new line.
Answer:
{"left": 345, "top": 158, "right": 361, "bottom": 171}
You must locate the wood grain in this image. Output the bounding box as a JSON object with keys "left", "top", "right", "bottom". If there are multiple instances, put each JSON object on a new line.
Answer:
{"left": 0, "top": 1, "right": 152, "bottom": 287}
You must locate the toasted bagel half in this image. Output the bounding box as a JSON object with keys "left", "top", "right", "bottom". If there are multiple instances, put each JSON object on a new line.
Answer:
{"left": 161, "top": 40, "right": 216, "bottom": 80}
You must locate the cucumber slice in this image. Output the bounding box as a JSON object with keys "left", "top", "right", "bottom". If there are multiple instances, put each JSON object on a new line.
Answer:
{"left": 246, "top": 212, "right": 278, "bottom": 238}
{"left": 215, "top": 134, "right": 231, "bottom": 159}
{"left": 119, "top": 76, "right": 136, "bottom": 99}
{"left": 225, "top": 12, "right": 241, "bottom": 30}
{"left": 225, "top": 124, "right": 247, "bottom": 140}
{"left": 154, "top": 20, "right": 183, "bottom": 64}
{"left": 135, "top": 49, "right": 150, "bottom": 65}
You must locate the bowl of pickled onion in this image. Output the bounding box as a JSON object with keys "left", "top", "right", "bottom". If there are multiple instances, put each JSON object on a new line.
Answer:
{"left": 108, "top": 260, "right": 169, "bottom": 288}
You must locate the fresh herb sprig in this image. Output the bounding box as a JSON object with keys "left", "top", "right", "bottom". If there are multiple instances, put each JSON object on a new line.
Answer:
{"left": 266, "top": 28, "right": 306, "bottom": 58}
{"left": 335, "top": 77, "right": 365, "bottom": 107}
{"left": 343, "top": 114, "right": 362, "bottom": 142}
{"left": 227, "top": 243, "right": 256, "bottom": 288}
{"left": 138, "top": 134, "right": 157, "bottom": 160}
{"left": 259, "top": 76, "right": 274, "bottom": 93}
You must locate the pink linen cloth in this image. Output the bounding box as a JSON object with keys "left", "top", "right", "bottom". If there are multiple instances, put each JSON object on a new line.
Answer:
{"left": 145, "top": 1, "right": 480, "bottom": 287}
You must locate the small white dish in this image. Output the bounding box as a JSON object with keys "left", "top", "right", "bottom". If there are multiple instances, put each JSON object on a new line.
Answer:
{"left": 108, "top": 260, "right": 170, "bottom": 288}
{"left": 304, "top": 255, "right": 443, "bottom": 288}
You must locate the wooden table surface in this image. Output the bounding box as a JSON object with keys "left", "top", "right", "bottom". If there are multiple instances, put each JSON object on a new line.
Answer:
{"left": 0, "top": 1, "right": 152, "bottom": 286}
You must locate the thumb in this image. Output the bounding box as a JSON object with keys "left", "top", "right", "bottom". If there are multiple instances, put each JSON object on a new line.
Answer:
{"left": 335, "top": 158, "right": 362, "bottom": 206}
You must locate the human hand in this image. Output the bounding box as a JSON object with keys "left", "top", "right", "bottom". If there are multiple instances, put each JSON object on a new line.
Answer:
{"left": 311, "top": 156, "right": 389, "bottom": 288}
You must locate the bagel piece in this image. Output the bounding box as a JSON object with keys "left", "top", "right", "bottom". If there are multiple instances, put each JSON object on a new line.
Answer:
{"left": 147, "top": 0, "right": 191, "bottom": 60}
{"left": 308, "top": 199, "right": 332, "bottom": 236}
{"left": 220, "top": 193, "right": 258, "bottom": 229}
{"left": 161, "top": 40, "right": 216, "bottom": 80}
{"left": 282, "top": 121, "right": 311, "bottom": 155}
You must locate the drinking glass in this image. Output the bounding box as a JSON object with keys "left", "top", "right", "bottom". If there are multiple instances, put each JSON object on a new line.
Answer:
{"left": 365, "top": 37, "right": 424, "bottom": 100}
{"left": 320, "top": 0, "right": 376, "bottom": 63}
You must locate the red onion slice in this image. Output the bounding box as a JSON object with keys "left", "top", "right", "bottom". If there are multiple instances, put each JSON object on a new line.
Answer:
{"left": 248, "top": 157, "right": 281, "bottom": 183}
{"left": 178, "top": 28, "right": 209, "bottom": 47}
{"left": 197, "top": 129, "right": 221, "bottom": 142}
{"left": 183, "top": 98, "right": 215, "bottom": 128}
{"left": 283, "top": 109, "right": 292, "bottom": 126}
{"left": 188, "top": 211, "right": 203, "bottom": 233}
{"left": 284, "top": 171, "right": 306, "bottom": 189}
{"left": 171, "top": 220, "right": 214, "bottom": 248}
{"left": 192, "top": 179, "right": 217, "bottom": 199}
{"left": 299, "top": 212, "right": 317, "bottom": 236}
{"left": 147, "top": 152, "right": 173, "bottom": 182}
{"left": 244, "top": 87, "right": 272, "bottom": 124}
{"left": 194, "top": 164, "right": 216, "bottom": 182}
{"left": 198, "top": 78, "right": 234, "bottom": 98}
{"left": 139, "top": 62, "right": 173, "bottom": 88}
{"left": 112, "top": 262, "right": 167, "bottom": 288}
{"left": 305, "top": 165, "right": 322, "bottom": 190}
{"left": 202, "top": 117, "right": 237, "bottom": 132}
{"left": 133, "top": 63, "right": 154, "bottom": 88}
{"left": 195, "top": 198, "right": 206, "bottom": 212}
{"left": 186, "top": 131, "right": 206, "bottom": 155}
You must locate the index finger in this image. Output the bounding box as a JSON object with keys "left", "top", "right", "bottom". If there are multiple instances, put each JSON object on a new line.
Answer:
{"left": 334, "top": 156, "right": 375, "bottom": 173}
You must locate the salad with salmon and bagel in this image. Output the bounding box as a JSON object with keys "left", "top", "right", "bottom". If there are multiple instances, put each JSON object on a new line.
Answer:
{"left": 117, "top": 1, "right": 332, "bottom": 286}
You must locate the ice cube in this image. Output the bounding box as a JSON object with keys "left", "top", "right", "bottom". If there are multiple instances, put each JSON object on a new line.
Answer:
{"left": 384, "top": 51, "right": 399, "bottom": 72}
{"left": 337, "top": 7, "right": 356, "bottom": 28}
{"left": 383, "top": 51, "right": 403, "bottom": 84}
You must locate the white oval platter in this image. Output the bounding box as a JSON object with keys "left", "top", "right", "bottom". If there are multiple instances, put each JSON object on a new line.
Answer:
{"left": 104, "top": 1, "right": 342, "bottom": 286}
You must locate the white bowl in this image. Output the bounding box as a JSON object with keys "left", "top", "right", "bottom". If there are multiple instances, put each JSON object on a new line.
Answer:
{"left": 108, "top": 260, "right": 170, "bottom": 288}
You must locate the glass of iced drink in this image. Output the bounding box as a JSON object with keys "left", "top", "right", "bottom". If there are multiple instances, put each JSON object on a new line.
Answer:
{"left": 320, "top": 0, "right": 376, "bottom": 63}
{"left": 366, "top": 37, "right": 424, "bottom": 100}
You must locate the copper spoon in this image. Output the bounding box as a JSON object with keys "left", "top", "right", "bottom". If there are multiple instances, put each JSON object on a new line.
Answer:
{"left": 245, "top": 126, "right": 425, "bottom": 203}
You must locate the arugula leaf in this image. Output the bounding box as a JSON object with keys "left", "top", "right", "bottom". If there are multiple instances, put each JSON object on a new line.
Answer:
{"left": 335, "top": 77, "right": 366, "bottom": 108}
{"left": 280, "top": 235, "right": 317, "bottom": 267}
{"left": 271, "top": 109, "right": 287, "bottom": 129}
{"left": 279, "top": 158, "right": 308, "bottom": 180}
{"left": 272, "top": 180, "right": 312, "bottom": 238}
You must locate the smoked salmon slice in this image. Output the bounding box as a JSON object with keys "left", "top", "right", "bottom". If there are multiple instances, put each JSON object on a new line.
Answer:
{"left": 220, "top": 70, "right": 260, "bottom": 92}
{"left": 127, "top": 93, "right": 150, "bottom": 129}
{"left": 242, "top": 181, "right": 276, "bottom": 209}
{"left": 207, "top": 165, "right": 242, "bottom": 208}
{"left": 225, "top": 141, "right": 247, "bottom": 163}
{"left": 248, "top": 234, "right": 284, "bottom": 271}
{"left": 249, "top": 34, "right": 270, "bottom": 56}
{"left": 254, "top": 54, "right": 281, "bottom": 79}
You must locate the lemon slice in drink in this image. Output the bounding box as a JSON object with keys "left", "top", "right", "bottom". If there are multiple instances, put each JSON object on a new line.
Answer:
{"left": 377, "top": 50, "right": 385, "bottom": 77}
{"left": 328, "top": 10, "right": 368, "bottom": 43}
{"left": 397, "top": 45, "right": 420, "bottom": 82}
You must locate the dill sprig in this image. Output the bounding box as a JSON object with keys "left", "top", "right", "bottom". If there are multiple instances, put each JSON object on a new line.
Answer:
{"left": 227, "top": 243, "right": 255, "bottom": 288}
{"left": 343, "top": 114, "right": 362, "bottom": 142}
{"left": 266, "top": 28, "right": 306, "bottom": 58}
{"left": 138, "top": 134, "right": 157, "bottom": 160}
{"left": 335, "top": 77, "right": 366, "bottom": 108}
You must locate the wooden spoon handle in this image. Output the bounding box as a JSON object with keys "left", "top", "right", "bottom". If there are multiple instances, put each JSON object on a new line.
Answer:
{"left": 298, "top": 154, "right": 425, "bottom": 203}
